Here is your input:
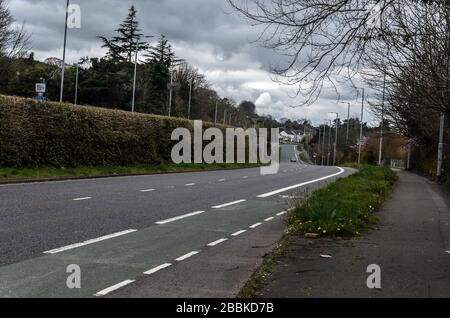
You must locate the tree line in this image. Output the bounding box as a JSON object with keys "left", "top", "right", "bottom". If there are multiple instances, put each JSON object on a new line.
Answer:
{"left": 0, "top": 3, "right": 283, "bottom": 129}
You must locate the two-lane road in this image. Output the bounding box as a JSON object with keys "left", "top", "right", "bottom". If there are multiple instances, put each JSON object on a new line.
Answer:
{"left": 0, "top": 145, "right": 354, "bottom": 297}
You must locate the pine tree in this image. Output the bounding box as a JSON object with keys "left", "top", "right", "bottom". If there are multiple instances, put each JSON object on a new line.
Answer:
{"left": 145, "top": 34, "right": 182, "bottom": 67}
{"left": 98, "top": 5, "right": 149, "bottom": 63}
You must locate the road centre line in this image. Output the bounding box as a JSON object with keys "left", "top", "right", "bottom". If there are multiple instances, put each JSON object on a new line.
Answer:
{"left": 94, "top": 280, "right": 135, "bottom": 297}
{"left": 264, "top": 217, "right": 275, "bottom": 222}
{"left": 257, "top": 167, "right": 345, "bottom": 198}
{"left": 212, "top": 199, "right": 247, "bottom": 209}
{"left": 277, "top": 211, "right": 287, "bottom": 216}
{"left": 155, "top": 211, "right": 205, "bottom": 225}
{"left": 250, "top": 222, "right": 262, "bottom": 229}
{"left": 185, "top": 183, "right": 196, "bottom": 186}
{"left": 43, "top": 229, "right": 138, "bottom": 254}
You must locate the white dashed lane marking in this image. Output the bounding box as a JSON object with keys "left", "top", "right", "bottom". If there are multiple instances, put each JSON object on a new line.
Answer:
{"left": 155, "top": 211, "right": 205, "bottom": 225}
{"left": 175, "top": 251, "right": 200, "bottom": 262}
{"left": 94, "top": 280, "right": 135, "bottom": 297}
{"left": 43, "top": 229, "right": 137, "bottom": 254}
{"left": 143, "top": 263, "right": 172, "bottom": 275}
{"left": 73, "top": 197, "right": 92, "bottom": 201}
{"left": 207, "top": 238, "right": 228, "bottom": 247}
{"left": 212, "top": 199, "right": 246, "bottom": 209}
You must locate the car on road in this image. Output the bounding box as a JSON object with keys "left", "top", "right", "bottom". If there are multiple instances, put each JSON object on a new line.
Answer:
{"left": 290, "top": 158, "right": 297, "bottom": 163}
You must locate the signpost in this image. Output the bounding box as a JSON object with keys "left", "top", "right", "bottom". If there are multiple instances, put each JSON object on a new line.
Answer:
{"left": 35, "top": 83, "right": 47, "bottom": 102}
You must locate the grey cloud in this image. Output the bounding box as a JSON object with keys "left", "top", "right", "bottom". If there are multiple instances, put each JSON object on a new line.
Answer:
{"left": 8, "top": 0, "right": 377, "bottom": 125}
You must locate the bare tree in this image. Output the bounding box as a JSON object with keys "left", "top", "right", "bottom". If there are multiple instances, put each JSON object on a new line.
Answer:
{"left": 0, "top": 0, "right": 30, "bottom": 58}
{"left": 228, "top": 0, "right": 450, "bottom": 105}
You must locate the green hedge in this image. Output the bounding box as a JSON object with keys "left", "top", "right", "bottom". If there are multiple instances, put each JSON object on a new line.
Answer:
{"left": 0, "top": 95, "right": 220, "bottom": 168}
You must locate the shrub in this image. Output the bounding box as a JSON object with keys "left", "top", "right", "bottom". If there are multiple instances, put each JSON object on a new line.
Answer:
{"left": 0, "top": 95, "right": 220, "bottom": 168}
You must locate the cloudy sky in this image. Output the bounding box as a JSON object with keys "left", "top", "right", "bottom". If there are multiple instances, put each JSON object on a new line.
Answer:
{"left": 9, "top": 0, "right": 378, "bottom": 125}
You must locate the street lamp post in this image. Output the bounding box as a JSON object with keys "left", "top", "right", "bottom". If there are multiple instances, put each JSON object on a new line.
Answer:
{"left": 131, "top": 40, "right": 138, "bottom": 113}
{"left": 339, "top": 102, "right": 351, "bottom": 145}
{"left": 74, "top": 63, "right": 79, "bottom": 105}
{"left": 358, "top": 88, "right": 365, "bottom": 165}
{"left": 214, "top": 100, "right": 218, "bottom": 124}
{"left": 324, "top": 119, "right": 332, "bottom": 166}
{"left": 223, "top": 109, "right": 227, "bottom": 125}
{"left": 379, "top": 73, "right": 386, "bottom": 165}
{"left": 168, "top": 69, "right": 174, "bottom": 117}
{"left": 188, "top": 78, "right": 193, "bottom": 119}
{"left": 330, "top": 112, "right": 339, "bottom": 166}
{"left": 60, "top": 0, "right": 70, "bottom": 103}
{"left": 321, "top": 124, "right": 326, "bottom": 166}
{"left": 316, "top": 125, "right": 322, "bottom": 164}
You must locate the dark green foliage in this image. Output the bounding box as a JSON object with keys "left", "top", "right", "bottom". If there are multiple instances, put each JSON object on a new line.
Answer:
{"left": 0, "top": 95, "right": 217, "bottom": 168}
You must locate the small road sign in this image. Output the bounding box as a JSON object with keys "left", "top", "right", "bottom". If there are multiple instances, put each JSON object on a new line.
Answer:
{"left": 35, "top": 83, "right": 46, "bottom": 93}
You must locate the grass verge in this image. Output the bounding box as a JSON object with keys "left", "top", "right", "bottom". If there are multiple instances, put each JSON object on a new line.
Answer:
{"left": 288, "top": 165, "right": 397, "bottom": 236}
{"left": 238, "top": 164, "right": 398, "bottom": 298}
{"left": 0, "top": 162, "right": 262, "bottom": 183}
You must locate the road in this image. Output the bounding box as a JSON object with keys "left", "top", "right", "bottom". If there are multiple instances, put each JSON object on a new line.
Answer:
{"left": 0, "top": 145, "right": 353, "bottom": 297}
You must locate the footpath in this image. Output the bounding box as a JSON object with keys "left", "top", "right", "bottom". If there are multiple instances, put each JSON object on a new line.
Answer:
{"left": 258, "top": 171, "right": 450, "bottom": 298}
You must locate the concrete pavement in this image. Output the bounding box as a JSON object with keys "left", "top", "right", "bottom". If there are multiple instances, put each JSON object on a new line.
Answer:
{"left": 258, "top": 171, "right": 450, "bottom": 298}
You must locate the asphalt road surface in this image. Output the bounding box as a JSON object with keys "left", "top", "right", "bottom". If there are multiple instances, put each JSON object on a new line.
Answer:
{"left": 0, "top": 145, "right": 354, "bottom": 297}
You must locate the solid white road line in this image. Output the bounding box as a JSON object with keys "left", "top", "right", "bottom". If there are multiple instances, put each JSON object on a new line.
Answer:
{"left": 94, "top": 280, "right": 135, "bottom": 297}
{"left": 43, "top": 229, "right": 137, "bottom": 254}
{"left": 144, "top": 263, "right": 172, "bottom": 275}
{"left": 212, "top": 199, "right": 247, "bottom": 209}
{"left": 175, "top": 251, "right": 200, "bottom": 261}
{"left": 73, "top": 197, "right": 92, "bottom": 201}
{"left": 250, "top": 222, "right": 262, "bottom": 229}
{"left": 231, "top": 230, "right": 247, "bottom": 237}
{"left": 264, "top": 217, "right": 275, "bottom": 222}
{"left": 277, "top": 211, "right": 287, "bottom": 216}
{"left": 140, "top": 189, "right": 155, "bottom": 192}
{"left": 257, "top": 167, "right": 345, "bottom": 198}
{"left": 155, "top": 211, "right": 205, "bottom": 225}
{"left": 207, "top": 238, "right": 228, "bottom": 247}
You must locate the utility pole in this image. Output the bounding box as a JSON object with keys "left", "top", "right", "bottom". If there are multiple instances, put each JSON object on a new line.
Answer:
{"left": 223, "top": 109, "right": 227, "bottom": 125}
{"left": 358, "top": 88, "right": 365, "bottom": 165}
{"left": 168, "top": 70, "right": 174, "bottom": 117}
{"left": 379, "top": 73, "right": 386, "bottom": 165}
{"left": 437, "top": 114, "right": 445, "bottom": 181}
{"left": 188, "top": 78, "right": 193, "bottom": 119}
{"left": 74, "top": 63, "right": 79, "bottom": 105}
{"left": 131, "top": 41, "right": 138, "bottom": 113}
{"left": 60, "top": 0, "right": 70, "bottom": 103}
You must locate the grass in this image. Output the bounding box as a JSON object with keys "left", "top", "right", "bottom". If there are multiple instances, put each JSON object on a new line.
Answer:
{"left": 239, "top": 164, "right": 398, "bottom": 298}
{"left": 0, "top": 162, "right": 262, "bottom": 183}
{"left": 288, "top": 164, "right": 398, "bottom": 237}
